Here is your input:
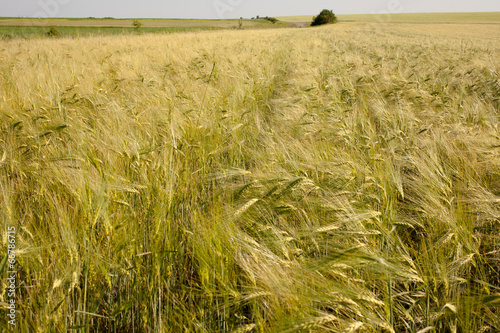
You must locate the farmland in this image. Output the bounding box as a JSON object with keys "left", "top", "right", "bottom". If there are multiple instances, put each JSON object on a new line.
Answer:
{"left": 280, "top": 11, "right": 500, "bottom": 23}
{"left": 0, "top": 16, "right": 500, "bottom": 332}
{"left": 0, "top": 17, "right": 287, "bottom": 38}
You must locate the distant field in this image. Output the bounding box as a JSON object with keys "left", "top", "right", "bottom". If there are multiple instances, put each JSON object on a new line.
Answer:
{"left": 279, "top": 11, "right": 500, "bottom": 23}
{"left": 0, "top": 26, "right": 226, "bottom": 38}
{"left": 0, "top": 18, "right": 272, "bottom": 28}
{"left": 0, "top": 17, "right": 287, "bottom": 38}
{"left": 277, "top": 15, "right": 314, "bottom": 23}
{"left": 0, "top": 26, "right": 222, "bottom": 38}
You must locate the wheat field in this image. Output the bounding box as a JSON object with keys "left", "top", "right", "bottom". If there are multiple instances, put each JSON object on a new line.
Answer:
{"left": 279, "top": 12, "right": 500, "bottom": 23}
{"left": 1, "top": 22, "right": 500, "bottom": 332}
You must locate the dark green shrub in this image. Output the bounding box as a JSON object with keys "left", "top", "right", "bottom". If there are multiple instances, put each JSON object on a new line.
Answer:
{"left": 46, "top": 26, "right": 60, "bottom": 37}
{"left": 265, "top": 17, "right": 278, "bottom": 24}
{"left": 311, "top": 9, "right": 338, "bottom": 26}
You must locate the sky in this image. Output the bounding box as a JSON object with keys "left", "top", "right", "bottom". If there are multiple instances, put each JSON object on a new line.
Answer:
{"left": 1, "top": 0, "right": 499, "bottom": 20}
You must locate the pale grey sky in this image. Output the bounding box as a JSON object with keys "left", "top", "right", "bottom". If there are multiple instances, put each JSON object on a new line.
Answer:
{"left": 1, "top": 0, "right": 499, "bottom": 19}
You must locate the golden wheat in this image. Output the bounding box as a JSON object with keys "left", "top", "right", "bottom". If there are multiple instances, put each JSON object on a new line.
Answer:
{"left": 0, "top": 22, "right": 499, "bottom": 331}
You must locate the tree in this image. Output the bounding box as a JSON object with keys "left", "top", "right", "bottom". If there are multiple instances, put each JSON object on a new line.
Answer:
{"left": 132, "top": 19, "right": 142, "bottom": 31}
{"left": 311, "top": 9, "right": 338, "bottom": 26}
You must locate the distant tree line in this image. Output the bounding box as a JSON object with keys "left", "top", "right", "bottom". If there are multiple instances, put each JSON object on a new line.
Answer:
{"left": 250, "top": 16, "right": 278, "bottom": 24}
